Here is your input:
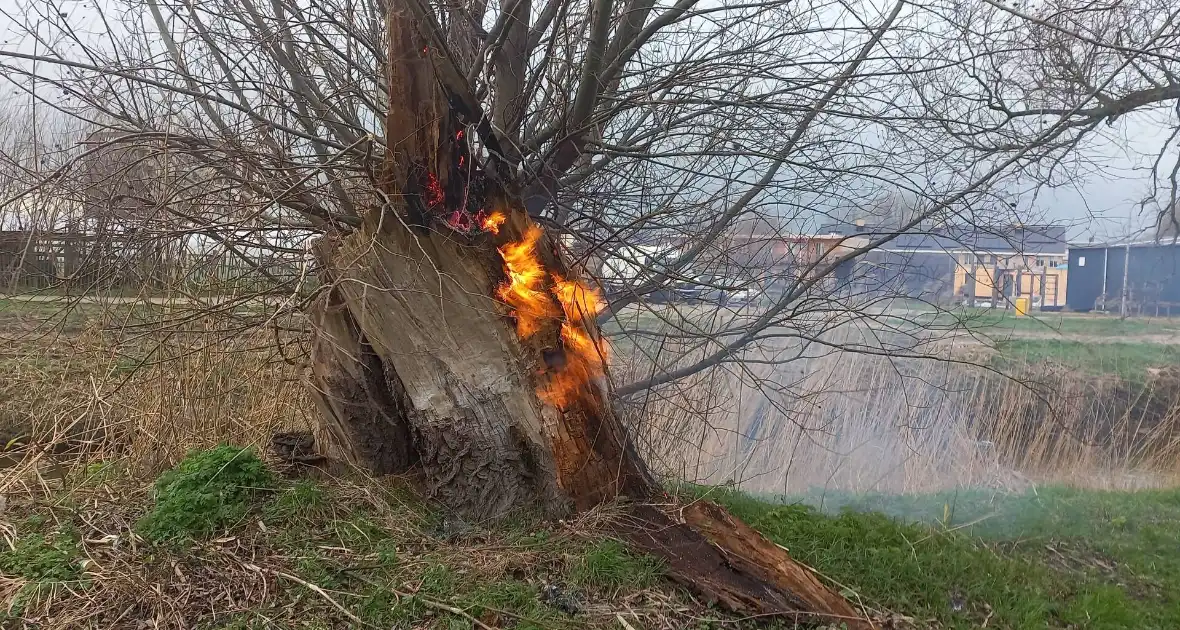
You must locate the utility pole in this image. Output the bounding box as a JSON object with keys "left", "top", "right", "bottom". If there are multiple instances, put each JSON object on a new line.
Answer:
{"left": 1120, "top": 242, "right": 1130, "bottom": 318}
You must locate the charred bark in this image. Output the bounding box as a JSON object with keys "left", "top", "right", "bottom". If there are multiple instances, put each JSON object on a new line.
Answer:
{"left": 620, "top": 502, "right": 871, "bottom": 629}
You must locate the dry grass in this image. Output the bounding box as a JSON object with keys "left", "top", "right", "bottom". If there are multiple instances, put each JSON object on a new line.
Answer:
{"left": 4, "top": 299, "right": 1180, "bottom": 627}
{"left": 0, "top": 463, "right": 739, "bottom": 629}
{"left": 0, "top": 306, "right": 309, "bottom": 481}
{"left": 6, "top": 298, "right": 1179, "bottom": 500}
{"left": 615, "top": 315, "right": 1180, "bottom": 497}
{"left": 0, "top": 304, "right": 773, "bottom": 629}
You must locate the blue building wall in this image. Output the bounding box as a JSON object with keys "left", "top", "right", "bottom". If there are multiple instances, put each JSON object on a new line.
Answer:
{"left": 1067, "top": 242, "right": 1180, "bottom": 313}
{"left": 1066, "top": 247, "right": 1107, "bottom": 312}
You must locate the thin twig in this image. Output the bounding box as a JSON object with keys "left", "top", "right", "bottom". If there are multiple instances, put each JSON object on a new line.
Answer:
{"left": 270, "top": 570, "right": 369, "bottom": 627}
{"left": 396, "top": 589, "right": 499, "bottom": 630}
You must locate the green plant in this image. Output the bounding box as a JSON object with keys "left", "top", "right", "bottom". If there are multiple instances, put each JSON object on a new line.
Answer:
{"left": 264, "top": 479, "right": 328, "bottom": 523}
{"left": 137, "top": 444, "right": 274, "bottom": 542}
{"left": 570, "top": 539, "right": 663, "bottom": 592}
{"left": 0, "top": 531, "right": 82, "bottom": 581}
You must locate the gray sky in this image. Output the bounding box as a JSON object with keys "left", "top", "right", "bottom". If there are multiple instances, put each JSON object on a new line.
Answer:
{"left": 0, "top": 0, "right": 1175, "bottom": 243}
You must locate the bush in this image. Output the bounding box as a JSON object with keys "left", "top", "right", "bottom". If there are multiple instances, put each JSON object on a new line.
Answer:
{"left": 137, "top": 445, "right": 274, "bottom": 542}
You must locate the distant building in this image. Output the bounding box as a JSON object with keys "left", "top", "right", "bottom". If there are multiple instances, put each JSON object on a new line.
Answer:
{"left": 819, "top": 221, "right": 1069, "bottom": 307}
{"left": 592, "top": 216, "right": 868, "bottom": 301}
{"left": 722, "top": 226, "right": 866, "bottom": 284}
{"left": 1066, "top": 239, "right": 1180, "bottom": 315}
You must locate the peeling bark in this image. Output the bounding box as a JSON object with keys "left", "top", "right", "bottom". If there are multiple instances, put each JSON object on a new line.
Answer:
{"left": 308, "top": 267, "right": 415, "bottom": 474}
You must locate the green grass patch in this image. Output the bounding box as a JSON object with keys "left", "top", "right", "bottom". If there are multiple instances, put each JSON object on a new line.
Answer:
{"left": 704, "top": 485, "right": 1180, "bottom": 629}
{"left": 137, "top": 444, "right": 275, "bottom": 542}
{"left": 992, "top": 339, "right": 1180, "bottom": 380}
{"left": 571, "top": 539, "right": 663, "bottom": 592}
{"left": 915, "top": 307, "right": 1180, "bottom": 338}
{"left": 263, "top": 478, "right": 329, "bottom": 524}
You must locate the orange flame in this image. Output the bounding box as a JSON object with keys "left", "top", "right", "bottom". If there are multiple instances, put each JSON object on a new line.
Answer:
{"left": 494, "top": 223, "right": 610, "bottom": 410}
{"left": 540, "top": 278, "right": 610, "bottom": 409}
{"left": 496, "top": 225, "right": 559, "bottom": 338}
{"left": 480, "top": 210, "right": 507, "bottom": 235}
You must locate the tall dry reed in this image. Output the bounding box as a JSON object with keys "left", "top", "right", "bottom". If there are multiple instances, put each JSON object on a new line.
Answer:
{"left": 0, "top": 303, "right": 309, "bottom": 481}
{"left": 616, "top": 316, "right": 1180, "bottom": 496}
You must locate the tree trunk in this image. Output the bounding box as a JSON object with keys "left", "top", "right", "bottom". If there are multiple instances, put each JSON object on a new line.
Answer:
{"left": 309, "top": 212, "right": 650, "bottom": 520}
{"left": 305, "top": 5, "right": 654, "bottom": 522}
{"left": 307, "top": 5, "right": 871, "bottom": 627}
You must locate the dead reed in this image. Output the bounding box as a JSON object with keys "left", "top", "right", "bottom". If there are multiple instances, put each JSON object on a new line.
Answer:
{"left": 616, "top": 315, "right": 1180, "bottom": 497}
{"left": 5, "top": 298, "right": 1179, "bottom": 502}
{"left": 0, "top": 303, "right": 309, "bottom": 480}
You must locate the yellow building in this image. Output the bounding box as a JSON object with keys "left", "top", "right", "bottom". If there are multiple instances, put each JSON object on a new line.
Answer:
{"left": 951, "top": 252, "right": 1068, "bottom": 308}
{"left": 818, "top": 221, "right": 1070, "bottom": 307}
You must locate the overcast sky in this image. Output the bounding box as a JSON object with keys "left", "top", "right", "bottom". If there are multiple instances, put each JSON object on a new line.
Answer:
{"left": 1, "top": 0, "right": 1176, "bottom": 243}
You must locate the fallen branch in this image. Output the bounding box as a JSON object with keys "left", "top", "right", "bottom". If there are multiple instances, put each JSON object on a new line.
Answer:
{"left": 397, "top": 589, "right": 499, "bottom": 630}
{"left": 615, "top": 501, "right": 874, "bottom": 630}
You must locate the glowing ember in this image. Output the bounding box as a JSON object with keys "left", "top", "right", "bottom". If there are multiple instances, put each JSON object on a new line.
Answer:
{"left": 496, "top": 225, "right": 560, "bottom": 338}
{"left": 494, "top": 223, "right": 610, "bottom": 410}
{"left": 424, "top": 172, "right": 444, "bottom": 209}
{"left": 479, "top": 210, "right": 506, "bottom": 235}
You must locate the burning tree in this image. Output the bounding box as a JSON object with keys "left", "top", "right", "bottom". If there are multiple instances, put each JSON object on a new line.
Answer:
{"left": 3, "top": 0, "right": 1180, "bottom": 622}
{"left": 301, "top": 7, "right": 868, "bottom": 617}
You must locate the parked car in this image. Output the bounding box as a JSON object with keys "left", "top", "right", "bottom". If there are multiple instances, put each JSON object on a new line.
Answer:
{"left": 694, "top": 276, "right": 755, "bottom": 307}
{"left": 674, "top": 282, "right": 707, "bottom": 302}
{"left": 645, "top": 287, "right": 680, "bottom": 304}
{"left": 720, "top": 287, "right": 754, "bottom": 307}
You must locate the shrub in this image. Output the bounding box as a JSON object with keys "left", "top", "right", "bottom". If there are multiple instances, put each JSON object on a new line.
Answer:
{"left": 137, "top": 445, "right": 274, "bottom": 542}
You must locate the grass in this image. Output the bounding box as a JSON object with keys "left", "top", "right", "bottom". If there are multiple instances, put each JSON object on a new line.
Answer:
{"left": 920, "top": 307, "right": 1180, "bottom": 337}
{"left": 5, "top": 441, "right": 1180, "bottom": 629}
{"left": 1, "top": 447, "right": 691, "bottom": 629}
{"left": 705, "top": 485, "right": 1180, "bottom": 629}
{"left": 992, "top": 338, "right": 1180, "bottom": 380}
{"left": 570, "top": 539, "right": 663, "bottom": 593}
{"left": 0, "top": 296, "right": 155, "bottom": 332}
{"left": 4, "top": 289, "right": 1180, "bottom": 629}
